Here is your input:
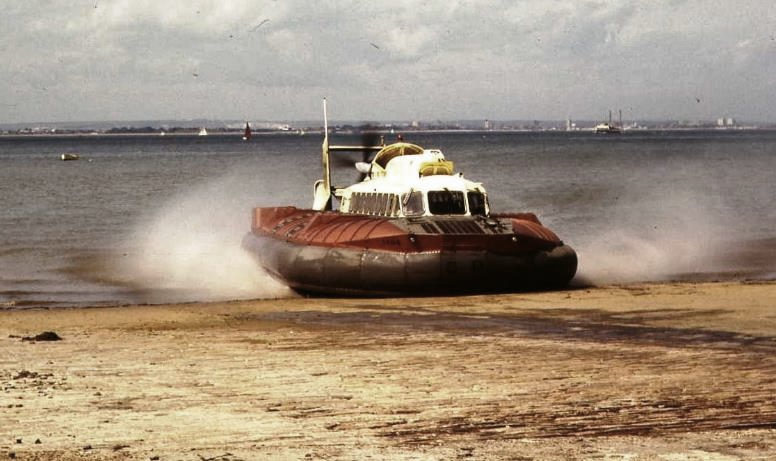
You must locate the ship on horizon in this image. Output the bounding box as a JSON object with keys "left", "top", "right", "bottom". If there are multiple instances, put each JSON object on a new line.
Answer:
{"left": 594, "top": 110, "right": 623, "bottom": 134}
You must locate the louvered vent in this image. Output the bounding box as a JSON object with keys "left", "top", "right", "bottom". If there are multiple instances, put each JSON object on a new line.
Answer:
{"left": 421, "top": 220, "right": 485, "bottom": 234}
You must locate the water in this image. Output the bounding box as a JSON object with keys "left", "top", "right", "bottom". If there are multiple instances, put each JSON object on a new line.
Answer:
{"left": 1, "top": 130, "right": 775, "bottom": 308}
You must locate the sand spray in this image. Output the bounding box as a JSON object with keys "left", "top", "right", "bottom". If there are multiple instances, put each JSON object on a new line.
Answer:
{"left": 118, "top": 171, "right": 294, "bottom": 303}
{"left": 575, "top": 186, "right": 729, "bottom": 285}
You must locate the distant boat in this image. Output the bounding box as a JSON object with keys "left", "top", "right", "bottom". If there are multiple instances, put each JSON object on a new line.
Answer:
{"left": 242, "top": 122, "right": 251, "bottom": 141}
{"left": 594, "top": 110, "right": 622, "bottom": 134}
{"left": 60, "top": 153, "right": 80, "bottom": 161}
{"left": 198, "top": 128, "right": 208, "bottom": 136}
{"left": 593, "top": 122, "right": 621, "bottom": 134}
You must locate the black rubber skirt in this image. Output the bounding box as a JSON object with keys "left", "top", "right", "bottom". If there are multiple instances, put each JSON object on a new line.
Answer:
{"left": 243, "top": 233, "right": 577, "bottom": 296}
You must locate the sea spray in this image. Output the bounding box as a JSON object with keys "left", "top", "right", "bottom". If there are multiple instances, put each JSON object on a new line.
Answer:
{"left": 118, "top": 171, "right": 294, "bottom": 303}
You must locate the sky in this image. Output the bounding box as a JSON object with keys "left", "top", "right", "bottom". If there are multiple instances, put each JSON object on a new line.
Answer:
{"left": 1, "top": 0, "right": 775, "bottom": 124}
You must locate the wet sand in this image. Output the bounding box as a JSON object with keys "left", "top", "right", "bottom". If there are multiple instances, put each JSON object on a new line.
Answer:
{"left": 2, "top": 281, "right": 776, "bottom": 460}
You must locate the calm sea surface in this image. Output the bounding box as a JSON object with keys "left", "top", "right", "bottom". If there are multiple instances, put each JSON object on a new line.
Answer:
{"left": 2, "top": 130, "right": 775, "bottom": 308}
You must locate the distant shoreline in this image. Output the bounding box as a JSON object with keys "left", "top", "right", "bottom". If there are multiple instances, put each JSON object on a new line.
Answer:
{"left": 0, "top": 130, "right": 316, "bottom": 139}
{"left": 2, "top": 126, "right": 776, "bottom": 139}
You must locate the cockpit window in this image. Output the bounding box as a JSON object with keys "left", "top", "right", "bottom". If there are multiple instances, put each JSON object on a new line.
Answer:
{"left": 402, "top": 191, "right": 425, "bottom": 216}
{"left": 467, "top": 191, "right": 487, "bottom": 215}
{"left": 428, "top": 190, "right": 466, "bottom": 215}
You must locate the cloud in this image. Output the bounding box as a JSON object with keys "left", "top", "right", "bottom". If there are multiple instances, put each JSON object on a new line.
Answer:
{"left": 1, "top": 0, "right": 775, "bottom": 123}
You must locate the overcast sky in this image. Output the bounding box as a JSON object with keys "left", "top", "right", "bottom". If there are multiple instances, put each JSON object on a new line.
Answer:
{"left": 1, "top": 0, "right": 775, "bottom": 124}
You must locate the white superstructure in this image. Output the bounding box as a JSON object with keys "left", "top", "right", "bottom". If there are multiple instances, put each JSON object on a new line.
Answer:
{"left": 333, "top": 142, "right": 489, "bottom": 218}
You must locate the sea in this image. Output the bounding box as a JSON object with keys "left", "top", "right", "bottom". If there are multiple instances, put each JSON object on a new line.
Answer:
{"left": 2, "top": 129, "right": 775, "bottom": 309}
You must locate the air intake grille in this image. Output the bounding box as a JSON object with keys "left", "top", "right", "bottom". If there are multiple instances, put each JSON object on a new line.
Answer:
{"left": 421, "top": 220, "right": 485, "bottom": 235}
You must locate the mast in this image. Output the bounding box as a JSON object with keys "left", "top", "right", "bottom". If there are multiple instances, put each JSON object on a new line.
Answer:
{"left": 313, "top": 98, "right": 333, "bottom": 210}
{"left": 311, "top": 98, "right": 384, "bottom": 210}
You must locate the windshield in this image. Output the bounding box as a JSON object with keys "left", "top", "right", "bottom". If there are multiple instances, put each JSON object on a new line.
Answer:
{"left": 428, "top": 190, "right": 466, "bottom": 215}
{"left": 402, "top": 191, "right": 425, "bottom": 216}
{"left": 467, "top": 191, "right": 487, "bottom": 215}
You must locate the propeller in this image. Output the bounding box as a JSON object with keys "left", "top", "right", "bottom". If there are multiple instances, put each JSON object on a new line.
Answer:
{"left": 356, "top": 129, "right": 381, "bottom": 182}
{"left": 330, "top": 126, "right": 383, "bottom": 182}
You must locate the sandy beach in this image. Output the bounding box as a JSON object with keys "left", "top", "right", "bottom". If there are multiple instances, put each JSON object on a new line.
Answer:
{"left": 2, "top": 281, "right": 776, "bottom": 460}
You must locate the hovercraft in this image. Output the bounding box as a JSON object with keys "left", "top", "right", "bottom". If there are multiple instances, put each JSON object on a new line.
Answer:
{"left": 243, "top": 100, "right": 577, "bottom": 296}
